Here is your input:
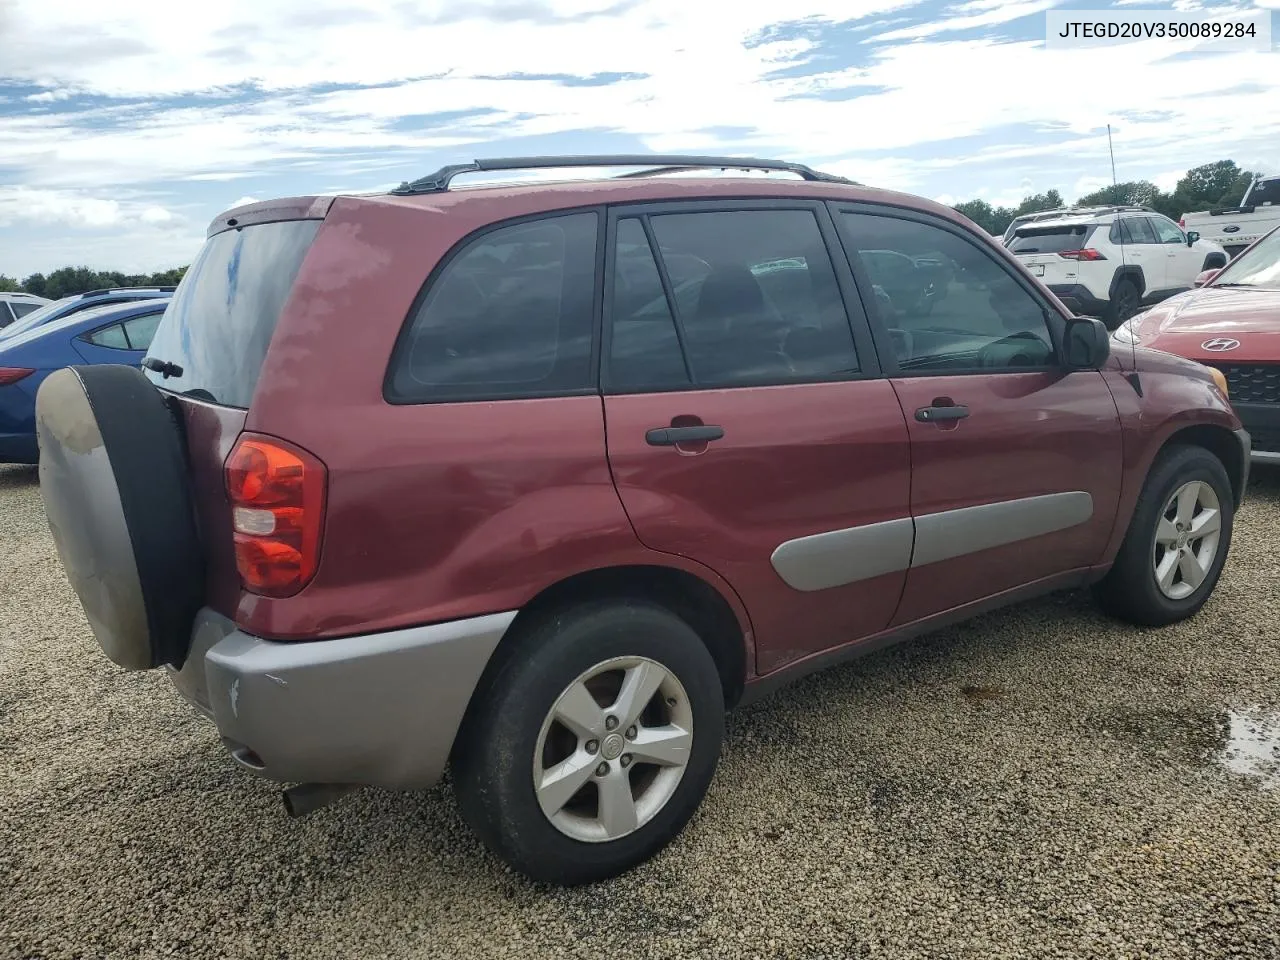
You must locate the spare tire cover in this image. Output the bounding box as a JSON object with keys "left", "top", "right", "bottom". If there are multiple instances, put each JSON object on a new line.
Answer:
{"left": 36, "top": 365, "right": 204, "bottom": 670}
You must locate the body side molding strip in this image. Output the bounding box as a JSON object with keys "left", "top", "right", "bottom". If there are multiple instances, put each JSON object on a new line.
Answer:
{"left": 769, "top": 491, "right": 1095, "bottom": 592}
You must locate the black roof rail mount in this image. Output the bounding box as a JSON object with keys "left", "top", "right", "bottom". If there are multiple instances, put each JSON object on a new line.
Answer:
{"left": 389, "top": 154, "right": 857, "bottom": 196}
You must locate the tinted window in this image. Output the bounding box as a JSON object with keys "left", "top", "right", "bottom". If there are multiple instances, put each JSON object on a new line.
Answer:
{"left": 84, "top": 323, "right": 129, "bottom": 349}
{"left": 143, "top": 220, "right": 320, "bottom": 407}
{"left": 123, "top": 311, "right": 164, "bottom": 350}
{"left": 1151, "top": 218, "right": 1184, "bottom": 244}
{"left": 388, "top": 212, "right": 598, "bottom": 402}
{"left": 1114, "top": 217, "right": 1157, "bottom": 245}
{"left": 842, "top": 212, "right": 1056, "bottom": 372}
{"left": 0, "top": 303, "right": 13, "bottom": 325}
{"left": 1244, "top": 179, "right": 1280, "bottom": 207}
{"left": 9, "top": 301, "right": 40, "bottom": 319}
{"left": 1008, "top": 225, "right": 1093, "bottom": 254}
{"left": 608, "top": 209, "right": 858, "bottom": 390}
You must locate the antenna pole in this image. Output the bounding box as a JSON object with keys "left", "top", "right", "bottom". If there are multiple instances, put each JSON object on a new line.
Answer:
{"left": 1107, "top": 124, "right": 1117, "bottom": 187}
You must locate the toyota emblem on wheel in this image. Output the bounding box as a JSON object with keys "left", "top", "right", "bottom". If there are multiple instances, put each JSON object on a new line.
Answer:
{"left": 1201, "top": 338, "right": 1240, "bottom": 352}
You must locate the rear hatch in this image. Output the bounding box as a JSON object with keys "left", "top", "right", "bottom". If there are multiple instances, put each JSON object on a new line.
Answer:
{"left": 1008, "top": 222, "right": 1101, "bottom": 286}
{"left": 142, "top": 200, "right": 327, "bottom": 616}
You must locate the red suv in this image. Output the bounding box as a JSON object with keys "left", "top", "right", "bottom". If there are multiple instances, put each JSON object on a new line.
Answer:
{"left": 36, "top": 155, "right": 1249, "bottom": 886}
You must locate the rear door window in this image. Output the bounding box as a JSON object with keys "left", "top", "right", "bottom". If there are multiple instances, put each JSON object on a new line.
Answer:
{"left": 143, "top": 220, "right": 321, "bottom": 407}
{"left": 83, "top": 323, "right": 130, "bottom": 349}
{"left": 386, "top": 211, "right": 599, "bottom": 403}
{"left": 606, "top": 208, "right": 860, "bottom": 390}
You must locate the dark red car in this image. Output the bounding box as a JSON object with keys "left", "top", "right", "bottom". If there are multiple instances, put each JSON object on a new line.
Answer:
{"left": 35, "top": 155, "right": 1249, "bottom": 886}
{"left": 1111, "top": 223, "right": 1280, "bottom": 465}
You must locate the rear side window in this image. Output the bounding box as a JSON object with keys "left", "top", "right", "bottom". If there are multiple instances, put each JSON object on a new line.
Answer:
{"left": 386, "top": 212, "right": 599, "bottom": 403}
{"left": 1111, "top": 217, "right": 1157, "bottom": 245}
{"left": 11, "top": 301, "right": 39, "bottom": 318}
{"left": 83, "top": 323, "right": 129, "bottom": 348}
{"left": 606, "top": 209, "right": 860, "bottom": 391}
{"left": 1008, "top": 225, "right": 1093, "bottom": 254}
{"left": 1244, "top": 179, "right": 1280, "bottom": 207}
{"left": 143, "top": 220, "right": 321, "bottom": 407}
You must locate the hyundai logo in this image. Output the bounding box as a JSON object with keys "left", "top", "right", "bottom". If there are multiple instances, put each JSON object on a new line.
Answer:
{"left": 1201, "top": 338, "right": 1240, "bottom": 352}
{"left": 1223, "top": 225, "right": 1241, "bottom": 234}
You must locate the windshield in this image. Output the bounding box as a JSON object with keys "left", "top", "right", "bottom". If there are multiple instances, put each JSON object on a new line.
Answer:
{"left": 1210, "top": 226, "right": 1280, "bottom": 288}
{"left": 0, "top": 295, "right": 76, "bottom": 340}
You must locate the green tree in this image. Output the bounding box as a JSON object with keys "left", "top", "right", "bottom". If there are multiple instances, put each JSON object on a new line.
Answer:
{"left": 1015, "top": 189, "right": 1064, "bottom": 216}
{"left": 1076, "top": 180, "right": 1163, "bottom": 209}
{"left": 0, "top": 274, "right": 21, "bottom": 293}
{"left": 1168, "top": 160, "right": 1256, "bottom": 218}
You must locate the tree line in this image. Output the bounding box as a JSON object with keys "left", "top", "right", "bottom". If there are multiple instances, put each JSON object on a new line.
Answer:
{"left": 0, "top": 160, "right": 1265, "bottom": 296}
{"left": 954, "top": 159, "right": 1260, "bottom": 237}
{"left": 0, "top": 266, "right": 188, "bottom": 300}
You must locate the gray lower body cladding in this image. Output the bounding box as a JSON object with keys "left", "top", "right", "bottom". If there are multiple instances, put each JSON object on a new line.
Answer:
{"left": 168, "top": 607, "right": 516, "bottom": 790}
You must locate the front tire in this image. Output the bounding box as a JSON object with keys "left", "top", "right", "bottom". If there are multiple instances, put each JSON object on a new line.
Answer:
{"left": 452, "top": 600, "right": 725, "bottom": 886}
{"left": 1094, "top": 444, "right": 1234, "bottom": 626}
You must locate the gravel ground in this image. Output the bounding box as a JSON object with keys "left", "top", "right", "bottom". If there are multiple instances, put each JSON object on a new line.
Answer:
{"left": 3, "top": 462, "right": 1279, "bottom": 960}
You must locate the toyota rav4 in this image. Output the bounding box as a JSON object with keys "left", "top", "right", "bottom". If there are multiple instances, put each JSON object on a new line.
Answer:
{"left": 36, "top": 155, "right": 1249, "bottom": 887}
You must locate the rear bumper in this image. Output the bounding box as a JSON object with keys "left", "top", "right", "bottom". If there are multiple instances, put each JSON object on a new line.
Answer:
{"left": 1046, "top": 284, "right": 1109, "bottom": 318}
{"left": 167, "top": 607, "right": 516, "bottom": 790}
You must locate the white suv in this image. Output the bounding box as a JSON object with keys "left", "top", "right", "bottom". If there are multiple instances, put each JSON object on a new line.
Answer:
{"left": 1006, "top": 207, "right": 1228, "bottom": 327}
{"left": 0, "top": 292, "right": 51, "bottom": 329}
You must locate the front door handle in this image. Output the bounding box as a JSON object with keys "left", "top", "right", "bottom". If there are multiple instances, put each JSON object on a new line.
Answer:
{"left": 915, "top": 404, "right": 969, "bottom": 423}
{"left": 646, "top": 425, "right": 725, "bottom": 446}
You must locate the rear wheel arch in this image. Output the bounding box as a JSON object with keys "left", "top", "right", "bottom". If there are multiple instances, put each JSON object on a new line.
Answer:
{"left": 1109, "top": 266, "right": 1146, "bottom": 299}
{"left": 453, "top": 565, "right": 750, "bottom": 760}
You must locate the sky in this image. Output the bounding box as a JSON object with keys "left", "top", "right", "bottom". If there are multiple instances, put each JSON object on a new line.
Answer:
{"left": 0, "top": 0, "right": 1277, "bottom": 278}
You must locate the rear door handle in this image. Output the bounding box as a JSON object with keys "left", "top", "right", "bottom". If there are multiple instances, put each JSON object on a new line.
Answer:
{"left": 915, "top": 404, "right": 969, "bottom": 423}
{"left": 646, "top": 425, "right": 725, "bottom": 446}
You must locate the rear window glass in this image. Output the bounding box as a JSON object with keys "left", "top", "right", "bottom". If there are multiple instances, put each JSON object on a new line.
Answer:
{"left": 1008, "top": 225, "right": 1092, "bottom": 253}
{"left": 143, "top": 220, "right": 320, "bottom": 407}
{"left": 386, "top": 211, "right": 599, "bottom": 403}
{"left": 1244, "top": 179, "right": 1280, "bottom": 207}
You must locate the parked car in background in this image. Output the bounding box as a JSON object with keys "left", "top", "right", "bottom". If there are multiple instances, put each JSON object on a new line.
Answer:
{"left": 0, "top": 292, "right": 52, "bottom": 328}
{"left": 1113, "top": 224, "right": 1280, "bottom": 465}
{"left": 0, "top": 298, "right": 169, "bottom": 463}
{"left": 1181, "top": 174, "right": 1280, "bottom": 260}
{"left": 0, "top": 286, "right": 174, "bottom": 342}
{"left": 36, "top": 154, "right": 1246, "bottom": 888}
{"left": 1007, "top": 206, "right": 1227, "bottom": 327}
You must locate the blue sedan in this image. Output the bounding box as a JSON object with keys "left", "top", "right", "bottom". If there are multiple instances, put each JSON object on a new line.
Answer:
{"left": 0, "top": 298, "right": 171, "bottom": 464}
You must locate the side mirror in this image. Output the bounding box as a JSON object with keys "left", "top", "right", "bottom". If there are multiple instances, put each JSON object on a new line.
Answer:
{"left": 1186, "top": 230, "right": 1200, "bottom": 245}
{"left": 1193, "top": 268, "right": 1219, "bottom": 288}
{"left": 1063, "top": 316, "right": 1111, "bottom": 369}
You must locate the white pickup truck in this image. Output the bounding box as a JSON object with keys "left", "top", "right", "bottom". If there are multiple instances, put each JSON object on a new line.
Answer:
{"left": 1180, "top": 174, "right": 1280, "bottom": 259}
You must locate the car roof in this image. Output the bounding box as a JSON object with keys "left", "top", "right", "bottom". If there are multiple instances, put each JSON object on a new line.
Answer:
{"left": 208, "top": 172, "right": 974, "bottom": 238}
{"left": 0, "top": 297, "right": 169, "bottom": 351}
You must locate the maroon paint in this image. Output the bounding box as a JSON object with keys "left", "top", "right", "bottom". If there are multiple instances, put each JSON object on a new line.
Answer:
{"left": 604, "top": 380, "right": 911, "bottom": 675}
{"left": 888, "top": 370, "right": 1123, "bottom": 622}
{"left": 172, "top": 178, "right": 1242, "bottom": 694}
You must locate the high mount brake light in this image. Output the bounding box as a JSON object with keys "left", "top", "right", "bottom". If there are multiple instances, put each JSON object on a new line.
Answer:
{"left": 225, "top": 434, "right": 326, "bottom": 598}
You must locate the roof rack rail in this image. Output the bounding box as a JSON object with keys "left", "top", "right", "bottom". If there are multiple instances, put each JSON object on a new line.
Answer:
{"left": 79, "top": 286, "right": 176, "bottom": 299}
{"left": 389, "top": 154, "right": 856, "bottom": 195}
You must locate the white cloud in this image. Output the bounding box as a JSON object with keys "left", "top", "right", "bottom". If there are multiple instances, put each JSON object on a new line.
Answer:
{"left": 228, "top": 196, "right": 260, "bottom": 208}
{"left": 139, "top": 205, "right": 174, "bottom": 223}
{"left": 0, "top": 0, "right": 1278, "bottom": 274}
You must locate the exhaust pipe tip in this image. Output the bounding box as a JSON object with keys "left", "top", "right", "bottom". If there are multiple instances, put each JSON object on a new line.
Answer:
{"left": 282, "top": 782, "right": 358, "bottom": 818}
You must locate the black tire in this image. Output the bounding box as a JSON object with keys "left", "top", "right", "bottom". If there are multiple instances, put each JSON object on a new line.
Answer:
{"left": 452, "top": 599, "right": 725, "bottom": 886}
{"left": 1105, "top": 278, "right": 1141, "bottom": 328}
{"left": 35, "top": 365, "right": 203, "bottom": 670}
{"left": 1093, "top": 444, "right": 1234, "bottom": 627}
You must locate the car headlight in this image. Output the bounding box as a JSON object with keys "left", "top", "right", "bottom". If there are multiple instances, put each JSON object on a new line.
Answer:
{"left": 1206, "top": 364, "right": 1229, "bottom": 399}
{"left": 1111, "top": 315, "right": 1144, "bottom": 344}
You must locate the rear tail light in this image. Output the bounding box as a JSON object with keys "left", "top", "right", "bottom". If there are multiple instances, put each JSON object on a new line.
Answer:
{"left": 225, "top": 433, "right": 326, "bottom": 598}
{"left": 0, "top": 367, "right": 35, "bottom": 386}
{"left": 1058, "top": 248, "right": 1107, "bottom": 261}
{"left": 1178, "top": 217, "right": 1185, "bottom": 227}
